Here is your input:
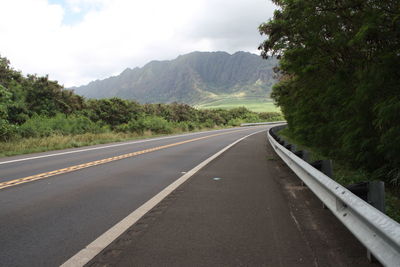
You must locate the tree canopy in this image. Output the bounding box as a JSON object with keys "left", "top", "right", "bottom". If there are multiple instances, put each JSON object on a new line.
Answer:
{"left": 259, "top": 0, "right": 400, "bottom": 185}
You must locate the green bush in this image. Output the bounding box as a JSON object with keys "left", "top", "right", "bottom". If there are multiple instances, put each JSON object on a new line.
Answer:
{"left": 174, "top": 121, "right": 189, "bottom": 132}
{"left": 0, "top": 119, "right": 17, "bottom": 141}
{"left": 258, "top": 112, "right": 284, "bottom": 121}
{"left": 186, "top": 121, "right": 197, "bottom": 131}
{"left": 141, "top": 116, "right": 173, "bottom": 134}
{"left": 18, "top": 114, "right": 105, "bottom": 138}
{"left": 228, "top": 118, "right": 244, "bottom": 126}
{"left": 115, "top": 119, "right": 144, "bottom": 134}
{"left": 202, "top": 119, "right": 215, "bottom": 128}
{"left": 243, "top": 113, "right": 260, "bottom": 123}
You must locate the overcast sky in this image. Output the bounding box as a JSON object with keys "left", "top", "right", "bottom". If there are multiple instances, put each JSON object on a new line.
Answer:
{"left": 0, "top": 0, "right": 276, "bottom": 87}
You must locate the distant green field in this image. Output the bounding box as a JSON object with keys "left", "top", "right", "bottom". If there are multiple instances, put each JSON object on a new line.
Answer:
{"left": 195, "top": 97, "right": 280, "bottom": 113}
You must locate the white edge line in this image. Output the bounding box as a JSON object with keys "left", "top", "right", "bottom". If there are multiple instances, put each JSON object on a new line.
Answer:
{"left": 60, "top": 128, "right": 266, "bottom": 267}
{"left": 0, "top": 127, "right": 250, "bottom": 165}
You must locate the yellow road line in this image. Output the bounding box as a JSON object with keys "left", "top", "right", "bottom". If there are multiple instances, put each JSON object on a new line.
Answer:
{"left": 0, "top": 129, "right": 247, "bottom": 190}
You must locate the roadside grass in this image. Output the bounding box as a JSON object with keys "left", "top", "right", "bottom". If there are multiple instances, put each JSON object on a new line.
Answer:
{"left": 0, "top": 126, "right": 227, "bottom": 158}
{"left": 277, "top": 128, "right": 400, "bottom": 223}
{"left": 195, "top": 97, "right": 280, "bottom": 113}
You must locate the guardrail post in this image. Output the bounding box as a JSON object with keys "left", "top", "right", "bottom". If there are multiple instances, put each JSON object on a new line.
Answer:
{"left": 368, "top": 181, "right": 385, "bottom": 213}
{"left": 284, "top": 144, "right": 293, "bottom": 151}
{"left": 346, "top": 181, "right": 385, "bottom": 263}
{"left": 311, "top": 160, "right": 333, "bottom": 208}
{"left": 366, "top": 180, "right": 385, "bottom": 263}
{"left": 311, "top": 160, "right": 333, "bottom": 178}
{"left": 346, "top": 180, "right": 385, "bottom": 212}
{"left": 303, "top": 150, "right": 310, "bottom": 163}
{"left": 294, "top": 150, "right": 309, "bottom": 163}
{"left": 322, "top": 160, "right": 333, "bottom": 178}
{"left": 294, "top": 150, "right": 309, "bottom": 187}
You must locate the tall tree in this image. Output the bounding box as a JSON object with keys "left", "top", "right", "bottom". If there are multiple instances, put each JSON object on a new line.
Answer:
{"left": 259, "top": 0, "right": 400, "bottom": 184}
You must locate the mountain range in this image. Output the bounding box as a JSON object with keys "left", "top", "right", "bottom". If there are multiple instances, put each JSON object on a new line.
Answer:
{"left": 72, "top": 51, "right": 278, "bottom": 105}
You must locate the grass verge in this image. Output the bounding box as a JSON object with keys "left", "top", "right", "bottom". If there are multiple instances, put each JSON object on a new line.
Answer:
{"left": 277, "top": 128, "right": 400, "bottom": 223}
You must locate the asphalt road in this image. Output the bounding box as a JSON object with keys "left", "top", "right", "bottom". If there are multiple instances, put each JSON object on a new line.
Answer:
{"left": 0, "top": 127, "right": 266, "bottom": 267}
{"left": 86, "top": 130, "right": 375, "bottom": 267}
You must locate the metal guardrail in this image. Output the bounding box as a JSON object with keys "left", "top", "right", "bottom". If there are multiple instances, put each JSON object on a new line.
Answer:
{"left": 240, "top": 121, "right": 286, "bottom": 127}
{"left": 267, "top": 127, "right": 400, "bottom": 267}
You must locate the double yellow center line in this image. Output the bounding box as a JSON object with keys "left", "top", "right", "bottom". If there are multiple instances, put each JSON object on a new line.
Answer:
{"left": 0, "top": 129, "right": 246, "bottom": 190}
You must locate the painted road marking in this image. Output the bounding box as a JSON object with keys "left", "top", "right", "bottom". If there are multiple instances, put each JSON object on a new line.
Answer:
{"left": 0, "top": 127, "right": 246, "bottom": 165}
{"left": 0, "top": 129, "right": 249, "bottom": 190}
{"left": 61, "top": 129, "right": 266, "bottom": 267}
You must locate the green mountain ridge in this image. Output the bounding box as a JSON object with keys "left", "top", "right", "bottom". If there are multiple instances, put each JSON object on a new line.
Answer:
{"left": 72, "top": 51, "right": 278, "bottom": 104}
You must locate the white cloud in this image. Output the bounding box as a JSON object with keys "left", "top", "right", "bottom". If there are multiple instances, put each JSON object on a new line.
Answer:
{"left": 0, "top": 0, "right": 275, "bottom": 87}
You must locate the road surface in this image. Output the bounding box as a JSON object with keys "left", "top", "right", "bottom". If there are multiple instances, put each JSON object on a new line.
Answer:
{"left": 0, "top": 126, "right": 375, "bottom": 266}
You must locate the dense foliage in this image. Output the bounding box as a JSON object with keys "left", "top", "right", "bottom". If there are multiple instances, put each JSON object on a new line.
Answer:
{"left": 259, "top": 0, "right": 400, "bottom": 185}
{"left": 0, "top": 55, "right": 282, "bottom": 142}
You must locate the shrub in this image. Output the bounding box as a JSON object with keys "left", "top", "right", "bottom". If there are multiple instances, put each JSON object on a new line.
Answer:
{"left": 0, "top": 119, "right": 17, "bottom": 141}
{"left": 228, "top": 118, "right": 244, "bottom": 126}
{"left": 18, "top": 114, "right": 105, "bottom": 138}
{"left": 115, "top": 119, "right": 144, "bottom": 134}
{"left": 258, "top": 112, "right": 284, "bottom": 121}
{"left": 141, "top": 116, "right": 173, "bottom": 134}
{"left": 202, "top": 119, "right": 215, "bottom": 128}
{"left": 243, "top": 113, "right": 260, "bottom": 123}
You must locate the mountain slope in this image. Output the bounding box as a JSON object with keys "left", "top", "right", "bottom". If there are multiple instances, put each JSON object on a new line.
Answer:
{"left": 73, "top": 51, "right": 278, "bottom": 104}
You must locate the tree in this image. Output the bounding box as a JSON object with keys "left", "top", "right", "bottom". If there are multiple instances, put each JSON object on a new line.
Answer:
{"left": 0, "top": 84, "right": 16, "bottom": 141}
{"left": 86, "top": 98, "right": 142, "bottom": 127}
{"left": 259, "top": 0, "right": 400, "bottom": 184}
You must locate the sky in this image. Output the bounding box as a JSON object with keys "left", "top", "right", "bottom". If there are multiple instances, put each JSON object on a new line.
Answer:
{"left": 0, "top": 0, "right": 276, "bottom": 87}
